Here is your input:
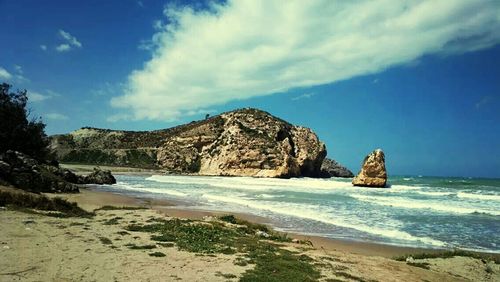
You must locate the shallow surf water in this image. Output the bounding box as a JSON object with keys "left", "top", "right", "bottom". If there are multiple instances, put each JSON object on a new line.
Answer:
{"left": 97, "top": 174, "right": 500, "bottom": 253}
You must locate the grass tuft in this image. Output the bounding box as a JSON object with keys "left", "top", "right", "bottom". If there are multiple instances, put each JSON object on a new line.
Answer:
{"left": 0, "top": 189, "right": 93, "bottom": 218}
{"left": 99, "top": 237, "right": 113, "bottom": 245}
{"left": 125, "top": 214, "right": 321, "bottom": 281}
{"left": 103, "top": 216, "right": 123, "bottom": 225}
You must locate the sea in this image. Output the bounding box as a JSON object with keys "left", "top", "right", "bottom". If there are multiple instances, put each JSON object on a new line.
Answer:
{"left": 95, "top": 174, "right": 500, "bottom": 253}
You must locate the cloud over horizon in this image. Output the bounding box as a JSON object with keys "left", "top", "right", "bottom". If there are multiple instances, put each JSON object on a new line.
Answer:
{"left": 111, "top": 0, "right": 500, "bottom": 121}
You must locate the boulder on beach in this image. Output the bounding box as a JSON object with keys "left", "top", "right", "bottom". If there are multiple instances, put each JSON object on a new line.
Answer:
{"left": 352, "top": 149, "right": 387, "bottom": 188}
{"left": 0, "top": 150, "right": 79, "bottom": 193}
{"left": 0, "top": 150, "right": 117, "bottom": 192}
{"left": 80, "top": 167, "right": 116, "bottom": 185}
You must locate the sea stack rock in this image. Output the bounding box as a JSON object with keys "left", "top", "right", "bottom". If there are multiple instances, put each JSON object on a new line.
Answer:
{"left": 352, "top": 149, "right": 387, "bottom": 187}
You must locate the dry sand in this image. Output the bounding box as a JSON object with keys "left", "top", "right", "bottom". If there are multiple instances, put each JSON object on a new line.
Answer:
{"left": 1, "top": 187, "right": 498, "bottom": 281}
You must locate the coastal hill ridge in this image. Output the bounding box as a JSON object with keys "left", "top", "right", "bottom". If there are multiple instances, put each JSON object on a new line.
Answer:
{"left": 50, "top": 108, "right": 352, "bottom": 178}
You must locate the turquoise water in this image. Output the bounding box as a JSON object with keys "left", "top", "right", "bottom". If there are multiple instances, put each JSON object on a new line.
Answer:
{"left": 97, "top": 175, "right": 500, "bottom": 253}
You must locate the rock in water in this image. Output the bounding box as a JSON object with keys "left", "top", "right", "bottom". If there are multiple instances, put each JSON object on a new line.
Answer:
{"left": 352, "top": 149, "right": 387, "bottom": 187}
{"left": 320, "top": 158, "right": 354, "bottom": 178}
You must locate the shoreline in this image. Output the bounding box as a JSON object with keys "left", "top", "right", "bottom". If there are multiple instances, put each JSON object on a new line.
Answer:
{"left": 58, "top": 187, "right": 497, "bottom": 259}
{"left": 2, "top": 185, "right": 499, "bottom": 281}
{"left": 58, "top": 163, "right": 500, "bottom": 257}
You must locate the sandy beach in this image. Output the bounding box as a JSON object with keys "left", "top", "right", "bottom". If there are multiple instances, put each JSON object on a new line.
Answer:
{"left": 1, "top": 183, "right": 499, "bottom": 281}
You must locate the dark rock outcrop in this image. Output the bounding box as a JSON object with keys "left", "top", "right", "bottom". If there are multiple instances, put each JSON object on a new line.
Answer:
{"left": 0, "top": 150, "right": 79, "bottom": 193}
{"left": 352, "top": 149, "right": 387, "bottom": 187}
{"left": 80, "top": 168, "right": 116, "bottom": 185}
{"left": 50, "top": 108, "right": 328, "bottom": 178}
{"left": 0, "top": 150, "right": 117, "bottom": 193}
{"left": 320, "top": 158, "right": 354, "bottom": 178}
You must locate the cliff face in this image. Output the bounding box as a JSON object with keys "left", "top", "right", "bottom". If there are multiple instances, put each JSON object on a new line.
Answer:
{"left": 50, "top": 108, "right": 327, "bottom": 178}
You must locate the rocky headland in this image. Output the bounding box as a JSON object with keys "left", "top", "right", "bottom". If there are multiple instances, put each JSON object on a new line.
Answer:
{"left": 50, "top": 108, "right": 353, "bottom": 178}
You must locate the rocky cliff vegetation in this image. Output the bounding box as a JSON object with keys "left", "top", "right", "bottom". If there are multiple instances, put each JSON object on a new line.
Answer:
{"left": 50, "top": 108, "right": 346, "bottom": 178}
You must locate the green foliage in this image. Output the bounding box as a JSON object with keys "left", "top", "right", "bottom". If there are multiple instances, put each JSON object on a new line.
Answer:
{"left": 0, "top": 83, "right": 50, "bottom": 160}
{"left": 61, "top": 149, "right": 157, "bottom": 168}
{"left": 0, "top": 189, "right": 93, "bottom": 217}
{"left": 241, "top": 243, "right": 319, "bottom": 282}
{"left": 103, "top": 216, "right": 123, "bottom": 225}
{"left": 218, "top": 214, "right": 291, "bottom": 242}
{"left": 125, "top": 215, "right": 320, "bottom": 281}
{"left": 62, "top": 149, "right": 117, "bottom": 165}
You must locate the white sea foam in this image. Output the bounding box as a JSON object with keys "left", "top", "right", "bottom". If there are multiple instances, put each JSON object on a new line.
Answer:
{"left": 146, "top": 175, "right": 355, "bottom": 193}
{"left": 202, "top": 194, "right": 446, "bottom": 247}
{"left": 351, "top": 195, "right": 500, "bottom": 216}
{"left": 415, "top": 191, "right": 454, "bottom": 197}
{"left": 457, "top": 192, "right": 500, "bottom": 201}
{"left": 115, "top": 182, "right": 187, "bottom": 197}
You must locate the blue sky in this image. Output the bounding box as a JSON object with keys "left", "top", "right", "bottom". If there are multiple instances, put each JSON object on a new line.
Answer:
{"left": 1, "top": 0, "right": 499, "bottom": 178}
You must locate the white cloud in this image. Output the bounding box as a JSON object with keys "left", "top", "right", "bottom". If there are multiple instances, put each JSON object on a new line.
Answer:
{"left": 28, "top": 89, "right": 60, "bottom": 102}
{"left": 291, "top": 92, "right": 315, "bottom": 101}
{"left": 40, "top": 44, "right": 47, "bottom": 51}
{"left": 59, "top": 30, "right": 82, "bottom": 48}
{"left": 0, "top": 67, "right": 12, "bottom": 80}
{"left": 111, "top": 0, "right": 500, "bottom": 121}
{"left": 29, "top": 91, "right": 50, "bottom": 102}
{"left": 0, "top": 65, "right": 29, "bottom": 83}
{"left": 56, "top": 44, "right": 71, "bottom": 52}
{"left": 45, "top": 113, "right": 69, "bottom": 120}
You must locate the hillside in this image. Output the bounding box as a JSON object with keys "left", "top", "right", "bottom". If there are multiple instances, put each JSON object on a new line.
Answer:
{"left": 50, "top": 108, "right": 331, "bottom": 178}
